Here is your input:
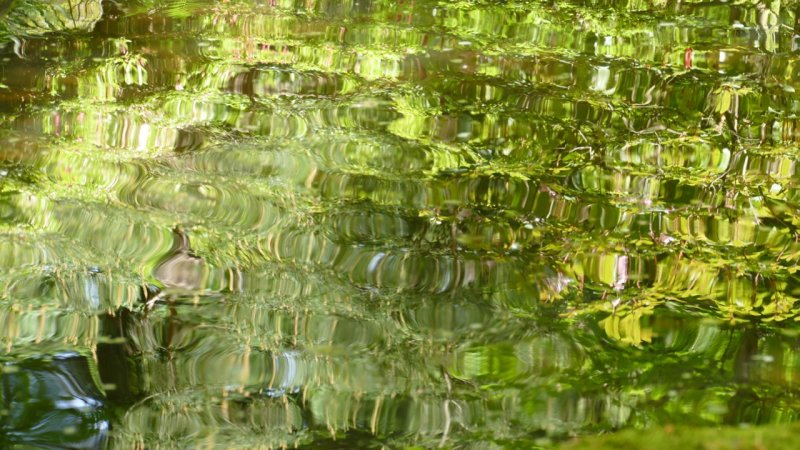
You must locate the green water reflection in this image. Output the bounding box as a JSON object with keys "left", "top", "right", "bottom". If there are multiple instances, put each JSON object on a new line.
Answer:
{"left": 2, "top": 0, "right": 800, "bottom": 447}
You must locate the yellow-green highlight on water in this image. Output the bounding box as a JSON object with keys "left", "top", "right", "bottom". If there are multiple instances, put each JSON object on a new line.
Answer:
{"left": 1, "top": 0, "right": 800, "bottom": 448}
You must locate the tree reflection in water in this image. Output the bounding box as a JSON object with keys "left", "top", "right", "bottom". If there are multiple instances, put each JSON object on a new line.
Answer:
{"left": 3, "top": 0, "right": 800, "bottom": 448}
{"left": 1, "top": 353, "right": 108, "bottom": 448}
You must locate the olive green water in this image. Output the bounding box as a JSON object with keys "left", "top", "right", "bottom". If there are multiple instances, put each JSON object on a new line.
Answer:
{"left": 2, "top": 0, "right": 800, "bottom": 448}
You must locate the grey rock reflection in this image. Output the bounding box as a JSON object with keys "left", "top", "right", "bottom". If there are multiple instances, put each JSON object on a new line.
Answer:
{"left": 150, "top": 227, "right": 207, "bottom": 303}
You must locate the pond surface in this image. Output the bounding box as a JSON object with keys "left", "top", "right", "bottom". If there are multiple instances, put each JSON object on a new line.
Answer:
{"left": 1, "top": 0, "right": 800, "bottom": 448}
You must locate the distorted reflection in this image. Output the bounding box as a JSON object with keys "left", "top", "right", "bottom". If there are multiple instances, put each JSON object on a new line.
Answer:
{"left": 2, "top": 0, "right": 800, "bottom": 448}
{"left": 1, "top": 353, "right": 108, "bottom": 448}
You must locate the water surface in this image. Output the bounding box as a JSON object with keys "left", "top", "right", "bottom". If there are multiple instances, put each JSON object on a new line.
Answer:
{"left": 2, "top": 0, "right": 800, "bottom": 448}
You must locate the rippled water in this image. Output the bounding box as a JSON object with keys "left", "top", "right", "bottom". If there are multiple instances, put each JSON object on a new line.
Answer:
{"left": 2, "top": 0, "right": 800, "bottom": 448}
